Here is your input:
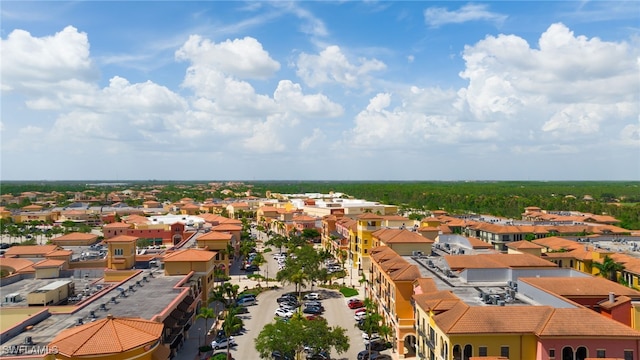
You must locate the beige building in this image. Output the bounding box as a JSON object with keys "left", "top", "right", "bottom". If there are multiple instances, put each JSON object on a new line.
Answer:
{"left": 104, "top": 235, "right": 138, "bottom": 270}
{"left": 372, "top": 228, "right": 434, "bottom": 256}
{"left": 27, "top": 280, "right": 74, "bottom": 306}
{"left": 163, "top": 248, "right": 217, "bottom": 304}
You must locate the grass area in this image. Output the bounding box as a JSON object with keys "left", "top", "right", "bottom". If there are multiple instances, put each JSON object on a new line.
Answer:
{"left": 339, "top": 286, "right": 359, "bottom": 297}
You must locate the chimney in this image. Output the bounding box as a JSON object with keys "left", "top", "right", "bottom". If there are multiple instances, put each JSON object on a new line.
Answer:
{"left": 609, "top": 292, "right": 615, "bottom": 303}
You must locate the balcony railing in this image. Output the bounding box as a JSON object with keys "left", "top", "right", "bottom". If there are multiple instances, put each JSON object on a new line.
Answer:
{"left": 426, "top": 338, "right": 435, "bottom": 349}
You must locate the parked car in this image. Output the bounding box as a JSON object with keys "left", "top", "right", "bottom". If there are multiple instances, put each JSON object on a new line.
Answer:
{"left": 277, "top": 295, "right": 297, "bottom": 303}
{"left": 363, "top": 336, "right": 382, "bottom": 346}
{"left": 366, "top": 341, "right": 390, "bottom": 352}
{"left": 303, "top": 306, "right": 323, "bottom": 315}
{"left": 279, "top": 303, "right": 298, "bottom": 311}
{"left": 244, "top": 264, "right": 259, "bottom": 272}
{"left": 354, "top": 312, "right": 367, "bottom": 321}
{"left": 306, "top": 350, "right": 330, "bottom": 360}
{"left": 357, "top": 350, "right": 380, "bottom": 360}
{"left": 362, "top": 332, "right": 380, "bottom": 340}
{"left": 355, "top": 308, "right": 366, "bottom": 315}
{"left": 303, "top": 292, "right": 321, "bottom": 300}
{"left": 272, "top": 350, "right": 294, "bottom": 360}
{"left": 211, "top": 336, "right": 237, "bottom": 350}
{"left": 369, "top": 354, "right": 391, "bottom": 360}
{"left": 275, "top": 308, "right": 294, "bottom": 318}
{"left": 304, "top": 301, "right": 322, "bottom": 308}
{"left": 236, "top": 297, "right": 256, "bottom": 306}
{"left": 349, "top": 300, "right": 365, "bottom": 309}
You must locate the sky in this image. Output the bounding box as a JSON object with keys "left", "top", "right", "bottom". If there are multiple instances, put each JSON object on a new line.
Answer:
{"left": 1, "top": 1, "right": 639, "bottom": 181}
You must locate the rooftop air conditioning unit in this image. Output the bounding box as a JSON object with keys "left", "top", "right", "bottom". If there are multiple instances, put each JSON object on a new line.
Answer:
{"left": 412, "top": 251, "right": 423, "bottom": 256}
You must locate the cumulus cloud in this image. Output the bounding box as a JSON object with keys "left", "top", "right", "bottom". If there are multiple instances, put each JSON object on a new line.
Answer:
{"left": 424, "top": 3, "right": 507, "bottom": 28}
{"left": 296, "top": 45, "right": 386, "bottom": 88}
{"left": 175, "top": 35, "right": 280, "bottom": 80}
{"left": 0, "top": 26, "right": 96, "bottom": 93}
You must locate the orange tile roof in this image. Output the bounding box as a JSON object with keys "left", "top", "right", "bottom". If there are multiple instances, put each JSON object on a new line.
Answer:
{"left": 0, "top": 258, "right": 36, "bottom": 272}
{"left": 46, "top": 249, "right": 73, "bottom": 257}
{"left": 357, "top": 213, "right": 382, "bottom": 220}
{"left": 507, "top": 240, "right": 544, "bottom": 250}
{"left": 48, "top": 316, "right": 163, "bottom": 357}
{"left": 52, "top": 232, "right": 98, "bottom": 241}
{"left": 103, "top": 235, "right": 138, "bottom": 243}
{"left": 33, "top": 259, "right": 66, "bottom": 268}
{"left": 446, "top": 306, "right": 554, "bottom": 334}
{"left": 212, "top": 224, "right": 242, "bottom": 231}
{"left": 4, "top": 245, "right": 59, "bottom": 257}
{"left": 445, "top": 253, "right": 557, "bottom": 270}
{"left": 539, "top": 307, "right": 640, "bottom": 337}
{"left": 383, "top": 215, "right": 411, "bottom": 221}
{"left": 163, "top": 248, "right": 216, "bottom": 262}
{"left": 103, "top": 222, "right": 132, "bottom": 228}
{"left": 531, "top": 236, "right": 580, "bottom": 251}
{"left": 198, "top": 232, "right": 233, "bottom": 240}
{"left": 413, "top": 278, "right": 438, "bottom": 294}
{"left": 599, "top": 295, "right": 632, "bottom": 310}
{"left": 519, "top": 276, "right": 640, "bottom": 298}
{"left": 465, "top": 236, "right": 495, "bottom": 249}
{"left": 293, "top": 215, "right": 317, "bottom": 222}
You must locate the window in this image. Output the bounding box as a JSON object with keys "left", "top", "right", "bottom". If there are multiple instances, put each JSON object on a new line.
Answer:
{"left": 596, "top": 350, "right": 606, "bottom": 358}
{"left": 549, "top": 349, "right": 556, "bottom": 358}
{"left": 114, "top": 248, "right": 123, "bottom": 256}
{"left": 479, "top": 347, "right": 487, "bottom": 356}
{"left": 624, "top": 350, "right": 633, "bottom": 360}
{"left": 501, "top": 346, "right": 509, "bottom": 357}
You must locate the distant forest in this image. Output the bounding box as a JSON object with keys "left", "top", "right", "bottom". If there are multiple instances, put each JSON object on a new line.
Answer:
{"left": 2, "top": 180, "right": 639, "bottom": 229}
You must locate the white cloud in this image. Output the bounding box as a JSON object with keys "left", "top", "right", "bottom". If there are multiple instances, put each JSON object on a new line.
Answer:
{"left": 0, "top": 26, "right": 96, "bottom": 93}
{"left": 273, "top": 80, "right": 343, "bottom": 117}
{"left": 296, "top": 45, "right": 386, "bottom": 88}
{"left": 424, "top": 4, "right": 507, "bottom": 28}
{"left": 620, "top": 122, "right": 640, "bottom": 148}
{"left": 299, "top": 128, "right": 325, "bottom": 150}
{"left": 175, "top": 35, "right": 280, "bottom": 80}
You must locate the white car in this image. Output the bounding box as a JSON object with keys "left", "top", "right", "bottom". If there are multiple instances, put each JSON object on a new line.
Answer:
{"left": 354, "top": 313, "right": 367, "bottom": 321}
{"left": 275, "top": 308, "right": 294, "bottom": 318}
{"left": 362, "top": 332, "right": 380, "bottom": 340}
{"left": 211, "top": 336, "right": 237, "bottom": 350}
{"left": 363, "top": 335, "right": 382, "bottom": 346}
{"left": 304, "top": 292, "right": 320, "bottom": 300}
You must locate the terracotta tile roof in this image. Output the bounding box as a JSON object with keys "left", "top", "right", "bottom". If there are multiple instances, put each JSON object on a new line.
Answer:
{"left": 198, "top": 232, "right": 233, "bottom": 240}
{"left": 0, "top": 258, "right": 36, "bottom": 272}
{"left": 4, "top": 245, "right": 59, "bottom": 257}
{"left": 212, "top": 224, "right": 242, "bottom": 231}
{"left": 373, "top": 228, "right": 434, "bottom": 244}
{"left": 293, "top": 215, "right": 317, "bottom": 222}
{"left": 163, "top": 248, "right": 216, "bottom": 262}
{"left": 599, "top": 295, "right": 632, "bottom": 310}
{"left": 528, "top": 236, "right": 580, "bottom": 250}
{"left": 413, "top": 291, "right": 461, "bottom": 313}
{"left": 52, "top": 232, "right": 98, "bottom": 241}
{"left": 417, "top": 226, "right": 440, "bottom": 232}
{"left": 446, "top": 306, "right": 554, "bottom": 334}
{"left": 413, "top": 278, "right": 438, "bottom": 294}
{"left": 181, "top": 203, "right": 199, "bottom": 209}
{"left": 33, "top": 259, "right": 66, "bottom": 268}
{"left": 445, "top": 253, "right": 557, "bottom": 270}
{"left": 46, "top": 249, "right": 73, "bottom": 257}
{"left": 103, "top": 235, "right": 138, "bottom": 243}
{"left": 466, "top": 236, "right": 495, "bottom": 249}
{"left": 48, "top": 316, "right": 163, "bottom": 357}
{"left": 103, "top": 222, "right": 132, "bottom": 228}
{"left": 382, "top": 215, "right": 411, "bottom": 221}
{"left": 519, "top": 276, "right": 640, "bottom": 298}
{"left": 432, "top": 300, "right": 470, "bottom": 333}
{"left": 538, "top": 307, "right": 640, "bottom": 337}
{"left": 506, "top": 240, "right": 543, "bottom": 250}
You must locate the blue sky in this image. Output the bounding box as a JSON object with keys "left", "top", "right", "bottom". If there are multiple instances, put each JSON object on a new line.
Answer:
{"left": 1, "top": 1, "right": 639, "bottom": 181}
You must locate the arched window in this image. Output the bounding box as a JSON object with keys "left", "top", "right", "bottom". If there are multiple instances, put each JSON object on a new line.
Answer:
{"left": 563, "top": 346, "right": 575, "bottom": 360}
{"left": 463, "top": 345, "right": 472, "bottom": 360}
{"left": 453, "top": 345, "right": 461, "bottom": 360}
{"left": 576, "top": 346, "right": 587, "bottom": 360}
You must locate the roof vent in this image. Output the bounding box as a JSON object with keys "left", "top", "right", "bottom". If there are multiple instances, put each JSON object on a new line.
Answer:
{"left": 24, "top": 336, "right": 34, "bottom": 345}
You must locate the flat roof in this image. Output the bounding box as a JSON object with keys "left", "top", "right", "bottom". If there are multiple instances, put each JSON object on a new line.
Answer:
{"left": 0, "top": 270, "right": 187, "bottom": 352}
{"left": 38, "top": 280, "right": 73, "bottom": 291}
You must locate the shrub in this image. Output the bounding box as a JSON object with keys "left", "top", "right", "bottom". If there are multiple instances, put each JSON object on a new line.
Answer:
{"left": 199, "top": 345, "right": 212, "bottom": 353}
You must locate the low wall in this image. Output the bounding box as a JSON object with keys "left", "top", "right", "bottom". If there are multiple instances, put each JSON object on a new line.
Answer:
{"left": 0, "top": 308, "right": 50, "bottom": 343}
{"left": 68, "top": 259, "right": 107, "bottom": 269}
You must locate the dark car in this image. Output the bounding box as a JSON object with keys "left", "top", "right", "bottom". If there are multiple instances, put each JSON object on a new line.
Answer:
{"left": 244, "top": 264, "right": 259, "bottom": 272}
{"left": 277, "top": 295, "right": 297, "bottom": 303}
{"left": 302, "top": 306, "right": 323, "bottom": 315}
{"left": 306, "top": 350, "right": 330, "bottom": 360}
{"left": 357, "top": 350, "right": 380, "bottom": 360}
{"left": 369, "top": 354, "right": 391, "bottom": 360}
{"left": 272, "top": 350, "right": 295, "bottom": 360}
{"left": 366, "top": 341, "right": 389, "bottom": 352}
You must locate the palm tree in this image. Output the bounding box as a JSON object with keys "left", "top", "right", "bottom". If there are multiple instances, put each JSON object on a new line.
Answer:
{"left": 594, "top": 255, "right": 625, "bottom": 282}
{"left": 196, "top": 306, "right": 217, "bottom": 347}
{"left": 222, "top": 306, "right": 244, "bottom": 360}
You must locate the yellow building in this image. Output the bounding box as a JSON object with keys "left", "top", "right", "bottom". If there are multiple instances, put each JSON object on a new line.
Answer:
{"left": 505, "top": 240, "right": 543, "bottom": 257}
{"left": 369, "top": 246, "right": 421, "bottom": 357}
{"left": 27, "top": 280, "right": 74, "bottom": 306}
{"left": 353, "top": 213, "right": 383, "bottom": 271}
{"left": 196, "top": 231, "right": 232, "bottom": 276}
{"left": 105, "top": 235, "right": 138, "bottom": 270}
{"left": 163, "top": 248, "right": 217, "bottom": 304}
{"left": 33, "top": 259, "right": 67, "bottom": 279}
{"left": 46, "top": 315, "right": 168, "bottom": 360}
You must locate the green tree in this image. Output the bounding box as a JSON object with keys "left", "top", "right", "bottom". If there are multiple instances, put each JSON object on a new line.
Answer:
{"left": 255, "top": 316, "right": 349, "bottom": 359}
{"left": 222, "top": 306, "right": 244, "bottom": 360}
{"left": 593, "top": 255, "right": 626, "bottom": 282}
{"left": 358, "top": 298, "right": 384, "bottom": 359}
{"left": 209, "top": 282, "right": 240, "bottom": 309}
{"left": 196, "top": 306, "right": 217, "bottom": 347}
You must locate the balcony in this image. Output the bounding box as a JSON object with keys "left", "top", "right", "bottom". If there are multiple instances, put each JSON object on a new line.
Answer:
{"left": 426, "top": 338, "right": 435, "bottom": 349}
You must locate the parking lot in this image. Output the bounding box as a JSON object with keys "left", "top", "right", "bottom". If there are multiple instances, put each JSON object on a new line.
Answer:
{"left": 220, "top": 242, "right": 393, "bottom": 360}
